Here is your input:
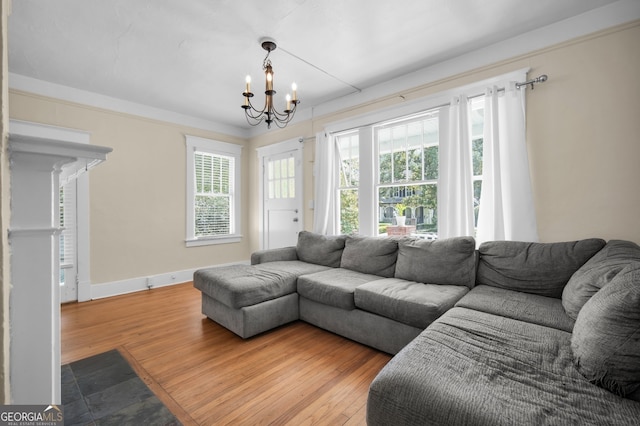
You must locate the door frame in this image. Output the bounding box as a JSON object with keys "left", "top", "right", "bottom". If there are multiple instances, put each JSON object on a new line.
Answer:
{"left": 256, "top": 137, "right": 304, "bottom": 250}
{"left": 9, "top": 119, "right": 92, "bottom": 302}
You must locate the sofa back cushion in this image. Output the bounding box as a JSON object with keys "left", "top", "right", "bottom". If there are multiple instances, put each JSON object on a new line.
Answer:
{"left": 340, "top": 235, "right": 398, "bottom": 277}
{"left": 476, "top": 239, "right": 605, "bottom": 298}
{"left": 296, "top": 231, "right": 346, "bottom": 268}
{"left": 562, "top": 240, "right": 640, "bottom": 320}
{"left": 571, "top": 262, "right": 640, "bottom": 401}
{"left": 394, "top": 236, "right": 476, "bottom": 288}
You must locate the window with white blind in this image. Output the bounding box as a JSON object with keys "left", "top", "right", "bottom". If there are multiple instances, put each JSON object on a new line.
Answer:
{"left": 186, "top": 135, "right": 242, "bottom": 246}
{"left": 59, "top": 181, "right": 76, "bottom": 285}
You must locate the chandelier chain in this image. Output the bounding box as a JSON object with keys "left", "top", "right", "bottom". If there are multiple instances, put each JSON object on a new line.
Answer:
{"left": 262, "top": 50, "right": 272, "bottom": 70}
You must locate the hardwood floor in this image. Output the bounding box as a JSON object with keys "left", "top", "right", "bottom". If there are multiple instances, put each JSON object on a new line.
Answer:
{"left": 61, "top": 282, "right": 392, "bottom": 425}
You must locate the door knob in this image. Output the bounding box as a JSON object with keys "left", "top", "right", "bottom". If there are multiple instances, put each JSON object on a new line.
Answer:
{"left": 293, "top": 218, "right": 299, "bottom": 222}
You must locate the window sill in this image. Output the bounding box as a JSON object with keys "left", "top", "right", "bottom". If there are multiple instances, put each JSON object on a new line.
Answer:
{"left": 186, "top": 235, "right": 242, "bottom": 247}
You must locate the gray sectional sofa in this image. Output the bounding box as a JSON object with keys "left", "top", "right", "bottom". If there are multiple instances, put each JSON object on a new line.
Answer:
{"left": 194, "top": 232, "right": 640, "bottom": 425}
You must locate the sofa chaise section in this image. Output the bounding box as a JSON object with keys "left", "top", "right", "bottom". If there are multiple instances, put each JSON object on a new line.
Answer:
{"left": 368, "top": 306, "right": 640, "bottom": 425}
{"left": 368, "top": 238, "right": 640, "bottom": 425}
{"left": 194, "top": 261, "right": 330, "bottom": 338}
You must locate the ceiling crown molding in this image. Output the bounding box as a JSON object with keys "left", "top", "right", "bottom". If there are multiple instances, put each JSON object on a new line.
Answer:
{"left": 9, "top": 73, "right": 250, "bottom": 139}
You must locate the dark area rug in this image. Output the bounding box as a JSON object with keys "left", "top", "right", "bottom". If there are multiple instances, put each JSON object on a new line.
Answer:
{"left": 62, "top": 349, "right": 181, "bottom": 425}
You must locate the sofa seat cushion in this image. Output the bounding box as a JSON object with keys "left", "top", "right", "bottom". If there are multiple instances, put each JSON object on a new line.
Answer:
{"left": 194, "top": 263, "right": 305, "bottom": 309}
{"left": 455, "top": 285, "right": 575, "bottom": 332}
{"left": 394, "top": 236, "right": 476, "bottom": 288}
{"left": 340, "top": 235, "right": 399, "bottom": 277}
{"left": 571, "top": 262, "right": 640, "bottom": 401}
{"left": 367, "top": 307, "right": 640, "bottom": 426}
{"left": 297, "top": 268, "right": 384, "bottom": 310}
{"left": 563, "top": 239, "right": 640, "bottom": 320}
{"left": 355, "top": 278, "right": 469, "bottom": 329}
{"left": 477, "top": 239, "right": 606, "bottom": 298}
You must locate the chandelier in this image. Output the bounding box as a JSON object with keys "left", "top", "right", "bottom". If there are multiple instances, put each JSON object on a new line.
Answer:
{"left": 242, "top": 39, "right": 299, "bottom": 129}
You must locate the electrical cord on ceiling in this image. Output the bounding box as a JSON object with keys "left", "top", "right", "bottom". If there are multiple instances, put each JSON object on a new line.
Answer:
{"left": 279, "top": 46, "right": 362, "bottom": 93}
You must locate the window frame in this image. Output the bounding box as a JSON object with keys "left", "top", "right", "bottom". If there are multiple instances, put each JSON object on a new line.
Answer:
{"left": 326, "top": 69, "right": 529, "bottom": 238}
{"left": 185, "top": 135, "right": 242, "bottom": 247}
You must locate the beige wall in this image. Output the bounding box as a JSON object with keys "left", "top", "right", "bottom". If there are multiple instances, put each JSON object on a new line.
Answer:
{"left": 6, "top": 21, "right": 640, "bottom": 290}
{"left": 9, "top": 93, "right": 251, "bottom": 284}
{"left": 525, "top": 23, "right": 640, "bottom": 243}
{"left": 249, "top": 21, "right": 640, "bottom": 246}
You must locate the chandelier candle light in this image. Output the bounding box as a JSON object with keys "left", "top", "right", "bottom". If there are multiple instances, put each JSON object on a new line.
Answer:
{"left": 242, "top": 38, "right": 300, "bottom": 129}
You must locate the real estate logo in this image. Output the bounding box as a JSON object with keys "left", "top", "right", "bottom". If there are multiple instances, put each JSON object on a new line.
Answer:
{"left": 0, "top": 405, "right": 63, "bottom": 426}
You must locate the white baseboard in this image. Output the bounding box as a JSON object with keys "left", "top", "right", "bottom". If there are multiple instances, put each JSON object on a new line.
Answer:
{"left": 89, "top": 261, "right": 250, "bottom": 300}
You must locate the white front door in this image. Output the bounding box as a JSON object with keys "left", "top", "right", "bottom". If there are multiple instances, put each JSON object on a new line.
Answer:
{"left": 261, "top": 145, "right": 303, "bottom": 249}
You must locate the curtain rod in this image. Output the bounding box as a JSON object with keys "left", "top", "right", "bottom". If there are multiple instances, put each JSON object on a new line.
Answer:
{"left": 456, "top": 74, "right": 549, "bottom": 103}
{"left": 450, "top": 73, "right": 549, "bottom": 105}
{"left": 328, "top": 74, "right": 549, "bottom": 135}
{"left": 389, "top": 74, "right": 550, "bottom": 124}
{"left": 515, "top": 74, "right": 548, "bottom": 90}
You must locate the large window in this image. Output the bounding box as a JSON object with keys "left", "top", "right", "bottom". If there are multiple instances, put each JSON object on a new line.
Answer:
{"left": 186, "top": 135, "right": 242, "bottom": 246}
{"left": 335, "top": 99, "right": 484, "bottom": 238}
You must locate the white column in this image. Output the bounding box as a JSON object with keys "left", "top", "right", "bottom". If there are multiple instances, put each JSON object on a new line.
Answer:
{"left": 9, "top": 151, "right": 73, "bottom": 404}
{"left": 8, "top": 134, "right": 111, "bottom": 404}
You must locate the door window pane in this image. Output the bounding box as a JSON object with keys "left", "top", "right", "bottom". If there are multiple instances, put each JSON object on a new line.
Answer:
{"left": 268, "top": 157, "right": 296, "bottom": 199}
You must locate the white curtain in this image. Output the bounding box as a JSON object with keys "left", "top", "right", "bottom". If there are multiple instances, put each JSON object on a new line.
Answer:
{"left": 438, "top": 95, "right": 475, "bottom": 239}
{"left": 312, "top": 131, "right": 338, "bottom": 235}
{"left": 476, "top": 83, "right": 538, "bottom": 243}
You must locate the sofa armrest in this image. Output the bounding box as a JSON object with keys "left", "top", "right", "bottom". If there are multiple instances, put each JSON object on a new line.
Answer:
{"left": 251, "top": 246, "right": 298, "bottom": 264}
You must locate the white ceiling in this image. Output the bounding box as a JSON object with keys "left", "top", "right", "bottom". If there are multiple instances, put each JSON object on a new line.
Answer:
{"left": 7, "top": 0, "right": 629, "bottom": 136}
